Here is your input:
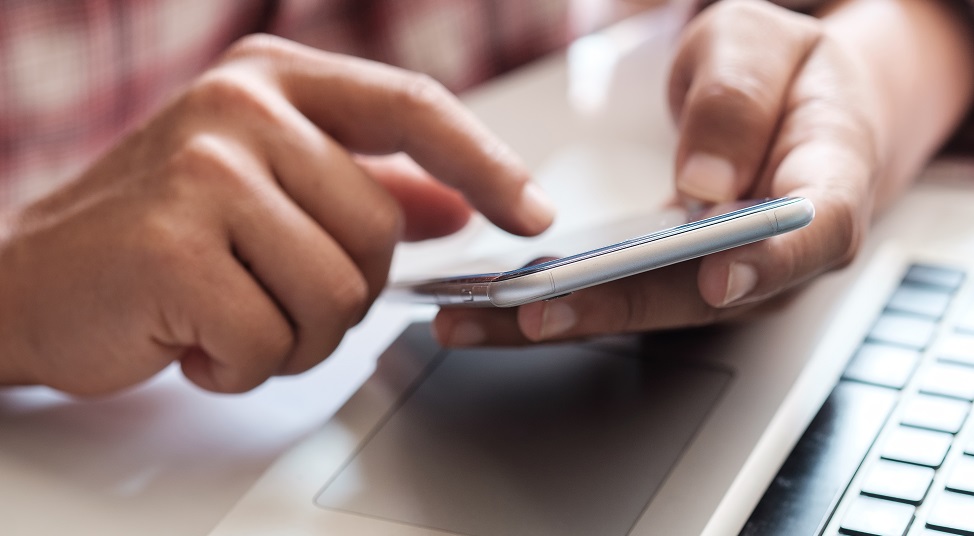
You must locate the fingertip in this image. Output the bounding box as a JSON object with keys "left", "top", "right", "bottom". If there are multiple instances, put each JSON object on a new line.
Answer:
{"left": 722, "top": 262, "right": 759, "bottom": 306}
{"left": 517, "top": 301, "right": 547, "bottom": 342}
{"left": 179, "top": 347, "right": 263, "bottom": 394}
{"left": 401, "top": 190, "right": 473, "bottom": 241}
{"left": 432, "top": 311, "right": 486, "bottom": 347}
{"left": 513, "top": 182, "right": 556, "bottom": 236}
{"left": 480, "top": 140, "right": 553, "bottom": 235}
{"left": 698, "top": 256, "right": 758, "bottom": 308}
{"left": 179, "top": 347, "right": 221, "bottom": 392}
{"left": 697, "top": 260, "right": 729, "bottom": 308}
{"left": 429, "top": 314, "right": 448, "bottom": 346}
{"left": 434, "top": 307, "right": 529, "bottom": 346}
{"left": 677, "top": 153, "right": 738, "bottom": 204}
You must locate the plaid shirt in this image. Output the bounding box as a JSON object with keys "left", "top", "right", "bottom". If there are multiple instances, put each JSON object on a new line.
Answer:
{"left": 1, "top": 0, "right": 631, "bottom": 207}
{"left": 1, "top": 0, "right": 971, "bottom": 208}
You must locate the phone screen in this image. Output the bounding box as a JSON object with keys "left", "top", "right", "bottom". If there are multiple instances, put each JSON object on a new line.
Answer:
{"left": 391, "top": 196, "right": 812, "bottom": 307}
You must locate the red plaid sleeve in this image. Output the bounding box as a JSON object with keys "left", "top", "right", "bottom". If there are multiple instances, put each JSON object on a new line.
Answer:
{"left": 18, "top": 0, "right": 963, "bottom": 216}
{"left": 0, "top": 0, "right": 270, "bottom": 207}
{"left": 273, "top": 0, "right": 626, "bottom": 92}
{"left": 1, "top": 0, "right": 622, "bottom": 209}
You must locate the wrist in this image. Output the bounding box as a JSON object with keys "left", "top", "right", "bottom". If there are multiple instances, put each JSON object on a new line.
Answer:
{"left": 818, "top": 0, "right": 974, "bottom": 206}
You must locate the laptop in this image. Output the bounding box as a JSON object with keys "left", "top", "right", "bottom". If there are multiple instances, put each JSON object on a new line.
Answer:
{"left": 205, "top": 11, "right": 974, "bottom": 536}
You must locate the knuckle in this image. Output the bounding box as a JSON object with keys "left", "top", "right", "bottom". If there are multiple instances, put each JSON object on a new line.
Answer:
{"left": 331, "top": 270, "right": 372, "bottom": 324}
{"left": 709, "top": 0, "right": 820, "bottom": 33}
{"left": 172, "top": 132, "right": 229, "bottom": 169}
{"left": 685, "top": 1, "right": 823, "bottom": 126}
{"left": 278, "top": 337, "right": 329, "bottom": 377}
{"left": 707, "top": 0, "right": 766, "bottom": 19}
{"left": 219, "top": 373, "right": 266, "bottom": 394}
{"left": 692, "top": 75, "right": 776, "bottom": 125}
{"left": 166, "top": 133, "right": 251, "bottom": 195}
{"left": 358, "top": 202, "right": 403, "bottom": 260}
{"left": 218, "top": 376, "right": 259, "bottom": 394}
{"left": 223, "top": 33, "right": 291, "bottom": 62}
{"left": 217, "top": 330, "right": 294, "bottom": 394}
{"left": 709, "top": 0, "right": 783, "bottom": 20}
{"left": 183, "top": 70, "right": 278, "bottom": 124}
{"left": 260, "top": 327, "right": 296, "bottom": 371}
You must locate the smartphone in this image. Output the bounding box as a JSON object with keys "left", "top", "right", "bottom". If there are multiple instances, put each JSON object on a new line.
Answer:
{"left": 390, "top": 196, "right": 814, "bottom": 308}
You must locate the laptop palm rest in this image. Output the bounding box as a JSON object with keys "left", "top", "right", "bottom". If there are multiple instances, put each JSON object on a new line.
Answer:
{"left": 315, "top": 324, "right": 731, "bottom": 536}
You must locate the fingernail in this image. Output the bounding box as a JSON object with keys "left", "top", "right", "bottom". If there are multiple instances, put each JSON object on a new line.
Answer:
{"left": 679, "top": 153, "right": 736, "bottom": 203}
{"left": 519, "top": 182, "right": 557, "bottom": 231}
{"left": 722, "top": 262, "right": 758, "bottom": 306}
{"left": 539, "top": 301, "right": 577, "bottom": 339}
{"left": 445, "top": 321, "right": 485, "bottom": 346}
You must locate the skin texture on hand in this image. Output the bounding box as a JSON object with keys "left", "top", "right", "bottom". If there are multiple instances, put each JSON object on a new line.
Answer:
{"left": 433, "top": 0, "right": 974, "bottom": 347}
{"left": 0, "top": 35, "right": 555, "bottom": 395}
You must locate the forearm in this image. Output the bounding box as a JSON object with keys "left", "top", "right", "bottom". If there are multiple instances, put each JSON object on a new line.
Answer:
{"left": 818, "top": 0, "right": 974, "bottom": 208}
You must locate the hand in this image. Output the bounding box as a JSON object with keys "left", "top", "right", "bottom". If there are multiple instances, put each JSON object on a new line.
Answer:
{"left": 433, "top": 0, "right": 974, "bottom": 346}
{"left": 0, "top": 35, "right": 554, "bottom": 395}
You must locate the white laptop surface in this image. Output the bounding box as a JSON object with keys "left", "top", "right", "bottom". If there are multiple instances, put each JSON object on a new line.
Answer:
{"left": 204, "top": 9, "right": 974, "bottom": 536}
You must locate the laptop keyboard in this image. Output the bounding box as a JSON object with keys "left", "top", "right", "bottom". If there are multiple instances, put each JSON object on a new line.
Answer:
{"left": 742, "top": 264, "right": 974, "bottom": 536}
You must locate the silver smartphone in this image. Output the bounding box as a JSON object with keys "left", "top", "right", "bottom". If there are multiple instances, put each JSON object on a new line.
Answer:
{"left": 391, "top": 196, "right": 814, "bottom": 308}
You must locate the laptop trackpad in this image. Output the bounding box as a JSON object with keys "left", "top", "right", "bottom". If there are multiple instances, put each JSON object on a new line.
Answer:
{"left": 315, "top": 330, "right": 731, "bottom": 536}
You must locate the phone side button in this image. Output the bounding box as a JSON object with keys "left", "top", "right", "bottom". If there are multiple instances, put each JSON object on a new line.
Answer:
{"left": 471, "top": 285, "right": 490, "bottom": 303}
{"left": 461, "top": 288, "right": 474, "bottom": 302}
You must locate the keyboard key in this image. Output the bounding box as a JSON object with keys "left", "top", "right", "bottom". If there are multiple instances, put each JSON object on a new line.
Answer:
{"left": 900, "top": 394, "right": 970, "bottom": 434}
{"left": 903, "top": 265, "right": 965, "bottom": 292}
{"left": 919, "top": 363, "right": 974, "bottom": 401}
{"left": 739, "top": 383, "right": 898, "bottom": 536}
{"left": 887, "top": 285, "right": 953, "bottom": 319}
{"left": 869, "top": 313, "right": 938, "bottom": 350}
{"left": 859, "top": 459, "right": 934, "bottom": 505}
{"left": 926, "top": 491, "right": 974, "bottom": 535}
{"left": 937, "top": 332, "right": 974, "bottom": 368}
{"left": 881, "top": 427, "right": 953, "bottom": 468}
{"left": 844, "top": 344, "right": 922, "bottom": 389}
{"left": 945, "top": 455, "right": 974, "bottom": 495}
{"left": 840, "top": 495, "right": 914, "bottom": 536}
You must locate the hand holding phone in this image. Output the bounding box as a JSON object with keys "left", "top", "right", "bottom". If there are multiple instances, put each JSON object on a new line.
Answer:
{"left": 390, "top": 197, "right": 813, "bottom": 307}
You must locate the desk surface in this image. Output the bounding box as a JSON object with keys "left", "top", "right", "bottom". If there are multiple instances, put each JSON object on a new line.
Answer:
{"left": 0, "top": 10, "right": 684, "bottom": 536}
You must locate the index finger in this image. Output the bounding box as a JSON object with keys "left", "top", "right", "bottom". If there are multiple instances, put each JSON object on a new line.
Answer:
{"left": 223, "top": 35, "right": 555, "bottom": 237}
{"left": 668, "top": 1, "right": 822, "bottom": 203}
{"left": 696, "top": 36, "right": 878, "bottom": 309}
